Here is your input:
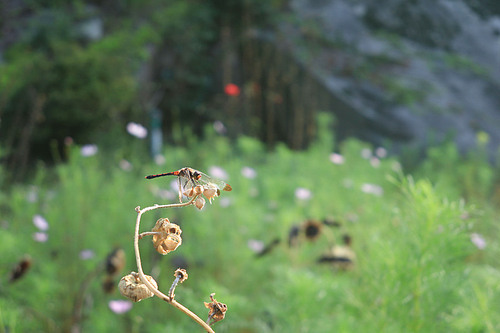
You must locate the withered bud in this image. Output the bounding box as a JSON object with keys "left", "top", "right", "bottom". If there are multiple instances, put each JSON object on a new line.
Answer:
{"left": 174, "top": 268, "right": 188, "bottom": 283}
{"left": 105, "top": 248, "right": 126, "bottom": 276}
{"left": 9, "top": 255, "right": 32, "bottom": 283}
{"left": 195, "top": 196, "right": 206, "bottom": 210}
{"left": 203, "top": 184, "right": 220, "bottom": 203}
{"left": 119, "top": 272, "right": 157, "bottom": 302}
{"left": 152, "top": 218, "right": 182, "bottom": 255}
{"left": 204, "top": 293, "right": 227, "bottom": 326}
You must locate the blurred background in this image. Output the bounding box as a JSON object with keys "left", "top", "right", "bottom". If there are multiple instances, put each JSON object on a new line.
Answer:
{"left": 0, "top": 0, "right": 499, "bottom": 332}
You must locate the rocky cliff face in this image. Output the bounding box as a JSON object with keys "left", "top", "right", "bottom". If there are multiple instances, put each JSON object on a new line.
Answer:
{"left": 282, "top": 0, "right": 500, "bottom": 160}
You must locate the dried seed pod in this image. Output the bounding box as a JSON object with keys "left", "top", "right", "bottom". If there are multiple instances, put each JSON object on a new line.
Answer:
{"left": 174, "top": 268, "right": 188, "bottom": 283}
{"left": 119, "top": 272, "right": 157, "bottom": 302}
{"left": 203, "top": 184, "right": 220, "bottom": 203}
{"left": 152, "top": 218, "right": 182, "bottom": 255}
{"left": 204, "top": 293, "right": 227, "bottom": 326}
{"left": 195, "top": 196, "right": 206, "bottom": 210}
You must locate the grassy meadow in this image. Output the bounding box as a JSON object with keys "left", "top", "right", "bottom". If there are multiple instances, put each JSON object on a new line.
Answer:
{"left": 0, "top": 122, "right": 499, "bottom": 332}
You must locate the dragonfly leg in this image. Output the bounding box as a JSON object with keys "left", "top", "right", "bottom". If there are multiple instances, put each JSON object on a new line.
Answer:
{"left": 177, "top": 178, "right": 183, "bottom": 203}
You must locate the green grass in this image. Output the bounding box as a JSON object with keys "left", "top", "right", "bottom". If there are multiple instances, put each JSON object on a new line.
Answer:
{"left": 0, "top": 126, "right": 499, "bottom": 332}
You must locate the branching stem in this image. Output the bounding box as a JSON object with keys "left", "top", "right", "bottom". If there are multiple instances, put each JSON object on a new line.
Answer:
{"left": 133, "top": 195, "right": 215, "bottom": 333}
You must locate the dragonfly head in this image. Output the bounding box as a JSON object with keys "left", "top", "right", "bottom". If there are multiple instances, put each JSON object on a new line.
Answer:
{"left": 191, "top": 170, "right": 202, "bottom": 180}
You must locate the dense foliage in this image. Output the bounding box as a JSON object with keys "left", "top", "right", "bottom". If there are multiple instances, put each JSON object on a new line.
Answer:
{"left": 0, "top": 0, "right": 278, "bottom": 180}
{"left": 0, "top": 121, "right": 498, "bottom": 332}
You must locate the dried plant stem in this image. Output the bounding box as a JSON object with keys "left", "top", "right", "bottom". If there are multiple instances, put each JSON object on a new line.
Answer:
{"left": 134, "top": 196, "right": 215, "bottom": 333}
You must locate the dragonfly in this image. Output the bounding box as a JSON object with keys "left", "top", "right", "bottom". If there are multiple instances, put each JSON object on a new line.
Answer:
{"left": 145, "top": 167, "right": 232, "bottom": 202}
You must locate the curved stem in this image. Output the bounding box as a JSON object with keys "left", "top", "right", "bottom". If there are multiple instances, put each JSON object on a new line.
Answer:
{"left": 133, "top": 196, "right": 215, "bottom": 333}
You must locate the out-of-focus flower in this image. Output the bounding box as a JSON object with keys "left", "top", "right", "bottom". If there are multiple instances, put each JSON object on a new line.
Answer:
{"left": 33, "top": 232, "right": 48, "bottom": 242}
{"left": 213, "top": 121, "right": 227, "bottom": 135}
{"left": 126, "top": 122, "right": 148, "bottom": 139}
{"left": 33, "top": 214, "right": 49, "bottom": 231}
{"left": 329, "top": 153, "right": 345, "bottom": 165}
{"left": 470, "top": 233, "right": 486, "bottom": 250}
{"left": 26, "top": 186, "right": 38, "bottom": 203}
{"left": 79, "top": 249, "right": 95, "bottom": 260}
{"left": 375, "top": 147, "right": 387, "bottom": 158}
{"left": 208, "top": 166, "right": 229, "bottom": 181}
{"left": 108, "top": 300, "right": 133, "bottom": 314}
{"left": 295, "top": 187, "right": 312, "bottom": 200}
{"left": 361, "top": 183, "right": 383, "bottom": 196}
{"left": 241, "top": 166, "right": 257, "bottom": 179}
{"left": 247, "top": 239, "right": 265, "bottom": 253}
{"left": 224, "top": 83, "right": 240, "bottom": 96}
{"left": 154, "top": 154, "right": 166, "bottom": 165}
{"left": 81, "top": 144, "right": 98, "bottom": 157}
{"left": 370, "top": 157, "right": 380, "bottom": 168}
{"left": 119, "top": 159, "right": 133, "bottom": 171}
{"left": 361, "top": 148, "right": 372, "bottom": 159}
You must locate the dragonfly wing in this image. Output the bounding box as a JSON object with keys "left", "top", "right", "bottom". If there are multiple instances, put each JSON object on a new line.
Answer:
{"left": 198, "top": 172, "right": 232, "bottom": 192}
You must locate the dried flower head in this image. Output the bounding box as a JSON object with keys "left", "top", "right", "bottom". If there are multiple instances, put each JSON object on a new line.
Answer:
{"left": 119, "top": 272, "right": 157, "bottom": 302}
{"left": 152, "top": 218, "right": 182, "bottom": 255}
{"left": 195, "top": 196, "right": 206, "bottom": 210}
{"left": 174, "top": 268, "right": 188, "bottom": 283}
{"left": 203, "top": 184, "right": 220, "bottom": 203}
{"left": 303, "top": 219, "right": 322, "bottom": 241}
{"left": 183, "top": 184, "right": 203, "bottom": 199}
{"left": 204, "top": 293, "right": 227, "bottom": 326}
